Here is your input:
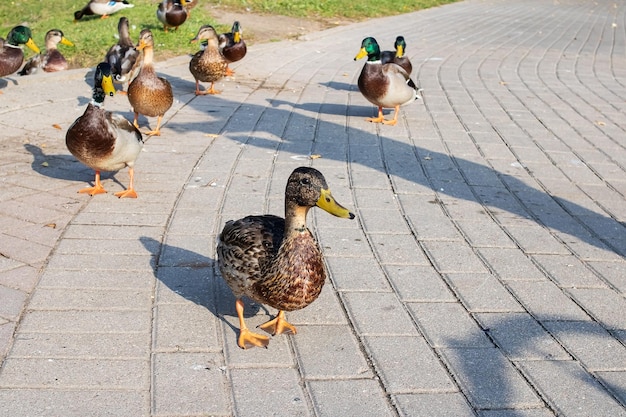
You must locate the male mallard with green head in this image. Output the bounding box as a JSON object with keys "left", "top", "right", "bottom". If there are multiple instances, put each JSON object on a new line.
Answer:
{"left": 0, "top": 26, "right": 40, "bottom": 79}
{"left": 127, "top": 29, "right": 173, "bottom": 136}
{"left": 66, "top": 62, "right": 144, "bottom": 198}
{"left": 217, "top": 167, "right": 355, "bottom": 349}
{"left": 189, "top": 25, "right": 228, "bottom": 95}
{"left": 381, "top": 35, "right": 412, "bottom": 76}
{"left": 354, "top": 36, "right": 420, "bottom": 126}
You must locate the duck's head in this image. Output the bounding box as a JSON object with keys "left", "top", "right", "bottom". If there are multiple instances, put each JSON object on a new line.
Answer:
{"left": 92, "top": 62, "right": 116, "bottom": 104}
{"left": 286, "top": 167, "right": 355, "bottom": 219}
{"left": 354, "top": 37, "right": 380, "bottom": 62}
{"left": 136, "top": 29, "right": 154, "bottom": 51}
{"left": 6, "top": 26, "right": 40, "bottom": 53}
{"left": 46, "top": 29, "right": 74, "bottom": 48}
{"left": 190, "top": 25, "right": 218, "bottom": 43}
{"left": 232, "top": 21, "right": 242, "bottom": 43}
{"left": 394, "top": 36, "right": 407, "bottom": 58}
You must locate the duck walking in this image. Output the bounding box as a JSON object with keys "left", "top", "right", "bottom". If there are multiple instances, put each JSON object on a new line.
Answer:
{"left": 217, "top": 167, "right": 355, "bottom": 349}
{"left": 189, "top": 25, "right": 228, "bottom": 95}
{"left": 66, "top": 63, "right": 143, "bottom": 198}
{"left": 74, "top": 0, "right": 134, "bottom": 20}
{"left": 218, "top": 21, "right": 246, "bottom": 76}
{"left": 19, "top": 29, "right": 74, "bottom": 75}
{"left": 0, "top": 26, "right": 40, "bottom": 79}
{"left": 354, "top": 36, "right": 420, "bottom": 126}
{"left": 127, "top": 29, "right": 173, "bottom": 136}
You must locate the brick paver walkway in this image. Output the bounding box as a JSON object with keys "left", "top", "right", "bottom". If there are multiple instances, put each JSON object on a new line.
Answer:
{"left": 1, "top": 0, "right": 625, "bottom": 415}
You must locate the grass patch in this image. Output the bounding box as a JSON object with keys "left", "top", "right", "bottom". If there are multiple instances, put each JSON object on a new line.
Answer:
{"left": 2, "top": 0, "right": 457, "bottom": 69}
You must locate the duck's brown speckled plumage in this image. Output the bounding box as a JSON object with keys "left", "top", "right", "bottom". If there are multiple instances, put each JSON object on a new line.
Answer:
{"left": 19, "top": 29, "right": 73, "bottom": 75}
{"left": 66, "top": 62, "right": 143, "bottom": 198}
{"left": 189, "top": 25, "right": 227, "bottom": 95}
{"left": 217, "top": 167, "right": 355, "bottom": 349}
{"left": 127, "top": 29, "right": 173, "bottom": 136}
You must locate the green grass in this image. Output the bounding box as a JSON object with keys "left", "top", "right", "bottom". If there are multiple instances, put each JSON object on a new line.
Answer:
{"left": 1, "top": 0, "right": 456, "bottom": 70}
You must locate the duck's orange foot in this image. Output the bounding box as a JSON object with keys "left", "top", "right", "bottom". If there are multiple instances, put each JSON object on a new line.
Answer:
{"left": 78, "top": 185, "right": 106, "bottom": 196}
{"left": 382, "top": 118, "right": 398, "bottom": 126}
{"left": 238, "top": 328, "right": 270, "bottom": 349}
{"left": 114, "top": 189, "right": 138, "bottom": 199}
{"left": 365, "top": 116, "right": 386, "bottom": 124}
{"left": 258, "top": 311, "right": 297, "bottom": 336}
{"left": 225, "top": 67, "right": 235, "bottom": 76}
{"left": 142, "top": 129, "right": 161, "bottom": 137}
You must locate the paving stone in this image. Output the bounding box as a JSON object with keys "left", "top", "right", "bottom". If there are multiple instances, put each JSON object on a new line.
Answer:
{"left": 364, "top": 335, "right": 456, "bottom": 393}
{"left": 152, "top": 352, "right": 229, "bottom": 416}
{"left": 566, "top": 288, "right": 626, "bottom": 330}
{"left": 446, "top": 273, "right": 524, "bottom": 312}
{"left": 518, "top": 360, "right": 626, "bottom": 417}
{"left": 506, "top": 280, "right": 591, "bottom": 321}
{"left": 478, "top": 248, "right": 546, "bottom": 280}
{"left": 343, "top": 292, "right": 418, "bottom": 336}
{"left": 424, "top": 241, "right": 488, "bottom": 273}
{"left": 394, "top": 393, "right": 476, "bottom": 417}
{"left": 384, "top": 265, "right": 456, "bottom": 302}
{"left": 441, "top": 347, "right": 543, "bottom": 409}
{"left": 308, "top": 379, "right": 395, "bottom": 417}
{"left": 368, "top": 233, "right": 430, "bottom": 265}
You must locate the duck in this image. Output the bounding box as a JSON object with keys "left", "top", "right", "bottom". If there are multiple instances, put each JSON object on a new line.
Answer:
{"left": 0, "top": 26, "right": 40, "bottom": 80}
{"left": 156, "top": 0, "right": 191, "bottom": 33}
{"left": 74, "top": 0, "right": 134, "bottom": 20}
{"left": 189, "top": 25, "right": 228, "bottom": 95}
{"left": 66, "top": 62, "right": 144, "bottom": 198}
{"left": 354, "top": 36, "right": 420, "bottom": 126}
{"left": 105, "top": 17, "right": 141, "bottom": 93}
{"left": 127, "top": 29, "right": 173, "bottom": 136}
{"left": 217, "top": 167, "right": 355, "bottom": 349}
{"left": 218, "top": 21, "right": 246, "bottom": 76}
{"left": 381, "top": 36, "right": 412, "bottom": 76}
{"left": 19, "top": 29, "right": 74, "bottom": 76}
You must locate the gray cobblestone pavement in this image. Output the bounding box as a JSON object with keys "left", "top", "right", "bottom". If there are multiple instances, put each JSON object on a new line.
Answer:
{"left": 1, "top": 0, "right": 626, "bottom": 415}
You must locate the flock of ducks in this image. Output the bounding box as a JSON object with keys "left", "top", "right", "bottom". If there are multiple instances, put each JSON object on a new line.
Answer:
{"left": 0, "top": 3, "right": 419, "bottom": 349}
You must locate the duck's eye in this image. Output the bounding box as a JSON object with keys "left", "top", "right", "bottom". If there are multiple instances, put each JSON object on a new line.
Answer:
{"left": 300, "top": 178, "right": 311, "bottom": 186}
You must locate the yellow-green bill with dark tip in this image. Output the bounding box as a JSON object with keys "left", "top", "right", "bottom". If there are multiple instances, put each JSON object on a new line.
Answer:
{"left": 317, "top": 188, "right": 355, "bottom": 219}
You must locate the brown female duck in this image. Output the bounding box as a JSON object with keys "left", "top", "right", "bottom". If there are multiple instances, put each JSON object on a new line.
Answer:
{"left": 19, "top": 29, "right": 74, "bottom": 75}
{"left": 0, "top": 26, "right": 40, "bottom": 79}
{"left": 156, "top": 0, "right": 190, "bottom": 33}
{"left": 217, "top": 167, "right": 355, "bottom": 349}
{"left": 127, "top": 29, "right": 173, "bottom": 136}
{"left": 66, "top": 63, "right": 143, "bottom": 198}
{"left": 189, "top": 25, "right": 228, "bottom": 95}
{"left": 218, "top": 21, "right": 246, "bottom": 76}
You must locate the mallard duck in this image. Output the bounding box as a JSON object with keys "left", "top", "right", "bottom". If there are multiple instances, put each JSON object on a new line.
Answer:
{"left": 217, "top": 167, "right": 355, "bottom": 349}
{"left": 127, "top": 29, "right": 173, "bottom": 136}
{"left": 156, "top": 0, "right": 190, "bottom": 33}
{"left": 381, "top": 36, "right": 412, "bottom": 76}
{"left": 218, "top": 21, "right": 246, "bottom": 76}
{"left": 66, "top": 62, "right": 143, "bottom": 198}
{"left": 19, "top": 29, "right": 74, "bottom": 76}
{"left": 354, "top": 36, "right": 420, "bottom": 126}
{"left": 74, "top": 0, "right": 134, "bottom": 20}
{"left": 0, "top": 26, "right": 40, "bottom": 79}
{"left": 189, "top": 25, "right": 228, "bottom": 95}
{"left": 105, "top": 17, "right": 140, "bottom": 93}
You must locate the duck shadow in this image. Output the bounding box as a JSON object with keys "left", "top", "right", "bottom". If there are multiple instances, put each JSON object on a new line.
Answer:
{"left": 24, "top": 143, "right": 126, "bottom": 189}
{"left": 139, "top": 236, "right": 265, "bottom": 336}
{"left": 267, "top": 98, "right": 375, "bottom": 117}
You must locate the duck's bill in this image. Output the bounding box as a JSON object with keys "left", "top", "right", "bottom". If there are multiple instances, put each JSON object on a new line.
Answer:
{"left": 102, "top": 74, "right": 116, "bottom": 97}
{"left": 61, "top": 37, "right": 75, "bottom": 47}
{"left": 354, "top": 48, "right": 368, "bottom": 61}
{"left": 317, "top": 189, "right": 355, "bottom": 219}
{"left": 25, "top": 39, "right": 40, "bottom": 54}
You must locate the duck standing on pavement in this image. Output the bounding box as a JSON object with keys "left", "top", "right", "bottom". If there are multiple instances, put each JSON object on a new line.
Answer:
{"left": 105, "top": 17, "right": 141, "bottom": 93}
{"left": 381, "top": 35, "right": 412, "bottom": 76}
{"left": 66, "top": 62, "right": 144, "bottom": 198}
{"left": 354, "top": 36, "right": 420, "bottom": 126}
{"left": 218, "top": 21, "right": 246, "bottom": 76}
{"left": 156, "top": 0, "right": 191, "bottom": 33}
{"left": 217, "top": 167, "right": 355, "bottom": 349}
{"left": 127, "top": 29, "right": 173, "bottom": 136}
{"left": 189, "top": 25, "right": 228, "bottom": 95}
